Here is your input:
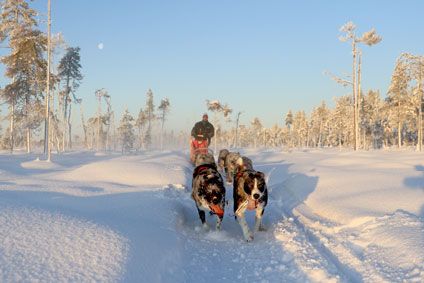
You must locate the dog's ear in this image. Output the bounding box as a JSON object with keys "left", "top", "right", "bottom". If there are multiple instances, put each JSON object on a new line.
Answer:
{"left": 257, "top": 171, "right": 265, "bottom": 179}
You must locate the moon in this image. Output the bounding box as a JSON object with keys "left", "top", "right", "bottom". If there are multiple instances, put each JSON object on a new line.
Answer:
{"left": 98, "top": 43, "right": 104, "bottom": 50}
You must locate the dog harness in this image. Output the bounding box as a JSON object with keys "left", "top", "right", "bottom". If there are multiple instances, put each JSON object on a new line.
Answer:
{"left": 193, "top": 163, "right": 217, "bottom": 179}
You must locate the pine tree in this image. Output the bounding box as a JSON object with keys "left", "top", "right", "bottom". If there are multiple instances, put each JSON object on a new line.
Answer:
{"left": 250, "top": 117, "right": 262, "bottom": 148}
{"left": 1, "top": 0, "right": 46, "bottom": 153}
{"left": 401, "top": 53, "right": 424, "bottom": 150}
{"left": 143, "top": 89, "right": 155, "bottom": 148}
{"left": 117, "top": 109, "right": 135, "bottom": 153}
{"left": 285, "top": 110, "right": 293, "bottom": 129}
{"left": 333, "top": 94, "right": 353, "bottom": 148}
{"left": 386, "top": 54, "right": 414, "bottom": 148}
{"left": 292, "top": 110, "right": 309, "bottom": 147}
{"left": 361, "top": 89, "right": 382, "bottom": 149}
{"left": 57, "top": 46, "right": 83, "bottom": 151}
{"left": 157, "top": 98, "right": 170, "bottom": 148}
{"left": 135, "top": 108, "right": 147, "bottom": 150}
{"left": 285, "top": 110, "right": 293, "bottom": 146}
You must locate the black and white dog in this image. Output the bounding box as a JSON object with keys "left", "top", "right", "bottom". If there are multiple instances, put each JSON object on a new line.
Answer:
{"left": 233, "top": 156, "right": 268, "bottom": 242}
{"left": 192, "top": 159, "right": 226, "bottom": 230}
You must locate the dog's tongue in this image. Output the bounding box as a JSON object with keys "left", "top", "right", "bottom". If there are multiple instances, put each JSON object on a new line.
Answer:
{"left": 247, "top": 198, "right": 258, "bottom": 210}
{"left": 210, "top": 205, "right": 224, "bottom": 217}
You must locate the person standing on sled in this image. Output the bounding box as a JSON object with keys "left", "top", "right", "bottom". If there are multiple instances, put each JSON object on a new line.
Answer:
{"left": 191, "top": 114, "right": 214, "bottom": 146}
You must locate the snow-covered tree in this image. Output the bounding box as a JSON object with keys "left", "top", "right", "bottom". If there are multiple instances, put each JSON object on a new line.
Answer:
{"left": 386, "top": 54, "right": 414, "bottom": 148}
{"left": 335, "top": 22, "right": 382, "bottom": 150}
{"left": 57, "top": 46, "right": 82, "bottom": 151}
{"left": 206, "top": 99, "right": 232, "bottom": 153}
{"left": 143, "top": 89, "right": 155, "bottom": 148}
{"left": 268, "top": 123, "right": 281, "bottom": 147}
{"left": 285, "top": 110, "right": 293, "bottom": 129}
{"left": 93, "top": 89, "right": 109, "bottom": 150}
{"left": 361, "top": 89, "right": 382, "bottom": 149}
{"left": 310, "top": 101, "right": 330, "bottom": 147}
{"left": 332, "top": 94, "right": 353, "bottom": 148}
{"left": 292, "top": 110, "right": 309, "bottom": 148}
{"left": 117, "top": 109, "right": 135, "bottom": 153}
{"left": 285, "top": 110, "right": 293, "bottom": 146}
{"left": 400, "top": 53, "right": 424, "bottom": 150}
{"left": 135, "top": 108, "right": 147, "bottom": 150}
{"left": 0, "top": 0, "right": 46, "bottom": 153}
{"left": 157, "top": 98, "right": 170, "bottom": 148}
{"left": 250, "top": 117, "right": 262, "bottom": 148}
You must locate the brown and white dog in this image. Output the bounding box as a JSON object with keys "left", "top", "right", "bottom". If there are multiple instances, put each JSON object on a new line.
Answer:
{"left": 233, "top": 156, "right": 268, "bottom": 242}
{"left": 192, "top": 160, "right": 226, "bottom": 230}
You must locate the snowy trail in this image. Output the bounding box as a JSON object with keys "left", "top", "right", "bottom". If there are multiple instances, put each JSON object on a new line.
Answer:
{"left": 164, "top": 154, "right": 344, "bottom": 283}
{"left": 166, "top": 187, "right": 325, "bottom": 282}
{"left": 0, "top": 148, "right": 423, "bottom": 282}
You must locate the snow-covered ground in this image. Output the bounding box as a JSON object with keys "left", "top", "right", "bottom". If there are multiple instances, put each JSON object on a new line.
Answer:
{"left": 0, "top": 147, "right": 423, "bottom": 282}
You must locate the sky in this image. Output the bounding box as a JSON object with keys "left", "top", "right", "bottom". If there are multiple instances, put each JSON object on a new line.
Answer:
{"left": 1, "top": 0, "right": 424, "bottom": 135}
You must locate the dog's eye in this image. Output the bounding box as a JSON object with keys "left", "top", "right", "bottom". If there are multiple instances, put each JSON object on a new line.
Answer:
{"left": 244, "top": 183, "right": 252, "bottom": 194}
{"left": 258, "top": 184, "right": 265, "bottom": 192}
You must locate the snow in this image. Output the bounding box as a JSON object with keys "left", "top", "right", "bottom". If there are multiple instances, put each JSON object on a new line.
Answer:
{"left": 0, "top": 147, "right": 423, "bottom": 282}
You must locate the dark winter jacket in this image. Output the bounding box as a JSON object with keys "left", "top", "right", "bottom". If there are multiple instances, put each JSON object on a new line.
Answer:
{"left": 191, "top": 120, "right": 214, "bottom": 143}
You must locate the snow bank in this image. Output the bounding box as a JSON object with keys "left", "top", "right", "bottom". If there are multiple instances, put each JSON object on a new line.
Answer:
{"left": 52, "top": 152, "right": 190, "bottom": 187}
{"left": 0, "top": 201, "right": 128, "bottom": 282}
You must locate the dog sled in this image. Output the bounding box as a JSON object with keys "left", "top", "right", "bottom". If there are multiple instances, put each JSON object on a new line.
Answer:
{"left": 190, "top": 137, "right": 213, "bottom": 165}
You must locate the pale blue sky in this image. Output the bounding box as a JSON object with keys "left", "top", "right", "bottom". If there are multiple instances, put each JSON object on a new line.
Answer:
{"left": 2, "top": 0, "right": 424, "bottom": 134}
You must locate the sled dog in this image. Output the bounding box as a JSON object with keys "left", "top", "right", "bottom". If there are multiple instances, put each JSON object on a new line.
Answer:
{"left": 233, "top": 156, "right": 268, "bottom": 242}
{"left": 217, "top": 149, "right": 229, "bottom": 170}
{"left": 223, "top": 151, "right": 241, "bottom": 184}
{"left": 192, "top": 162, "right": 226, "bottom": 230}
{"left": 194, "top": 153, "right": 216, "bottom": 168}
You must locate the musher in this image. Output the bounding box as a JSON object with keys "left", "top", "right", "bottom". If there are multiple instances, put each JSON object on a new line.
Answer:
{"left": 191, "top": 113, "right": 214, "bottom": 146}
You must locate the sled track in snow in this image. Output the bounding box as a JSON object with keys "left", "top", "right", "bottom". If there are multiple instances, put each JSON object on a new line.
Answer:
{"left": 183, "top": 157, "right": 363, "bottom": 282}
{"left": 280, "top": 206, "right": 363, "bottom": 283}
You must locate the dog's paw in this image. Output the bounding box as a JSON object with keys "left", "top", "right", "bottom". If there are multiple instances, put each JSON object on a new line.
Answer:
{"left": 202, "top": 223, "right": 210, "bottom": 232}
{"left": 245, "top": 234, "right": 254, "bottom": 242}
{"left": 244, "top": 231, "right": 254, "bottom": 242}
{"left": 216, "top": 221, "right": 223, "bottom": 230}
{"left": 259, "top": 224, "right": 267, "bottom": 232}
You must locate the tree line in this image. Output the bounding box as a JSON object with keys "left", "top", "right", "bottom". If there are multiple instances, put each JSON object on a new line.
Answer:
{"left": 213, "top": 50, "right": 423, "bottom": 151}
{"left": 0, "top": 2, "right": 422, "bottom": 153}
